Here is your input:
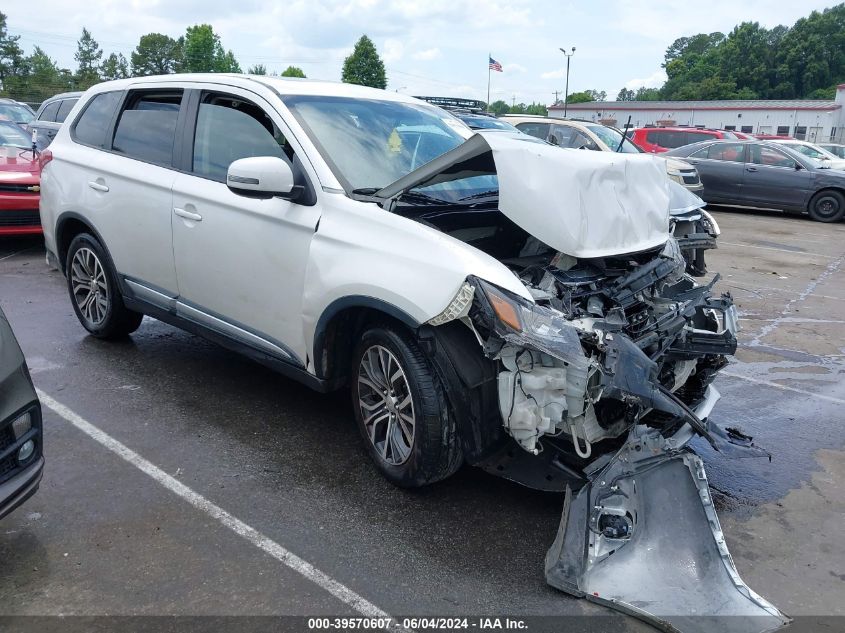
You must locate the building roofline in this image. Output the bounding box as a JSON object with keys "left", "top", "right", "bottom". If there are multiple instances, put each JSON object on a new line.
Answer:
{"left": 550, "top": 101, "right": 840, "bottom": 112}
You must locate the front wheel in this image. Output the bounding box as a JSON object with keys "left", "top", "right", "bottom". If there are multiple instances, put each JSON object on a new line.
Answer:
{"left": 808, "top": 190, "right": 845, "bottom": 222}
{"left": 66, "top": 233, "right": 144, "bottom": 338}
{"left": 351, "top": 326, "right": 462, "bottom": 488}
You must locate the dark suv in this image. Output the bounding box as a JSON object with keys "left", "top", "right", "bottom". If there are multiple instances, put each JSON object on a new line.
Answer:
{"left": 28, "top": 92, "right": 83, "bottom": 149}
{"left": 0, "top": 306, "right": 43, "bottom": 520}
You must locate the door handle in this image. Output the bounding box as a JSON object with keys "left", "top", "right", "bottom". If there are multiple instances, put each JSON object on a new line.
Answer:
{"left": 745, "top": 167, "right": 758, "bottom": 172}
{"left": 174, "top": 207, "right": 202, "bottom": 222}
{"left": 88, "top": 181, "right": 109, "bottom": 192}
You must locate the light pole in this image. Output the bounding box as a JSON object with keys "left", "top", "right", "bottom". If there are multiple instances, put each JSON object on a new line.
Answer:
{"left": 559, "top": 47, "right": 576, "bottom": 117}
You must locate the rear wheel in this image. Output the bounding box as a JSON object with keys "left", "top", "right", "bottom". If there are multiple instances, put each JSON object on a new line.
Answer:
{"left": 66, "top": 233, "right": 143, "bottom": 338}
{"left": 351, "top": 326, "right": 462, "bottom": 487}
{"left": 808, "top": 190, "right": 845, "bottom": 222}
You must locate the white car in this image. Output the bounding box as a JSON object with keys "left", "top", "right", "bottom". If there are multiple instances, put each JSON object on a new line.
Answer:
{"left": 773, "top": 139, "right": 845, "bottom": 169}
{"left": 39, "top": 75, "right": 784, "bottom": 630}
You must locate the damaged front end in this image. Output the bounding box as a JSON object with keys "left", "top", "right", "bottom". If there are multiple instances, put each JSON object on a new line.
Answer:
{"left": 378, "top": 131, "right": 787, "bottom": 632}
{"left": 440, "top": 247, "right": 788, "bottom": 632}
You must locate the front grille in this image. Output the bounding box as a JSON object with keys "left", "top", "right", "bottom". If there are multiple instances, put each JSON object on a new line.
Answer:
{"left": 0, "top": 183, "right": 38, "bottom": 193}
{"left": 0, "top": 455, "right": 16, "bottom": 480}
{"left": 0, "top": 209, "right": 40, "bottom": 228}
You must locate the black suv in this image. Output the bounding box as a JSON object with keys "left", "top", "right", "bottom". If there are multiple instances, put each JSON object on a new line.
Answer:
{"left": 0, "top": 306, "right": 43, "bottom": 520}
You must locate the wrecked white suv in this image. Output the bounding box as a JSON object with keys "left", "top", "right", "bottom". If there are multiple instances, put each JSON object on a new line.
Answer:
{"left": 40, "top": 75, "right": 788, "bottom": 632}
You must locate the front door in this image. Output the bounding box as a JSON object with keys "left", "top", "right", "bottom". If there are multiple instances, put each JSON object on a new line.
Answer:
{"left": 684, "top": 142, "right": 747, "bottom": 203}
{"left": 742, "top": 144, "right": 813, "bottom": 210}
{"left": 171, "top": 88, "right": 321, "bottom": 367}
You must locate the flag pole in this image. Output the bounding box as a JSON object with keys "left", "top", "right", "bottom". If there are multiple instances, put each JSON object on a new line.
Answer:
{"left": 487, "top": 52, "right": 491, "bottom": 109}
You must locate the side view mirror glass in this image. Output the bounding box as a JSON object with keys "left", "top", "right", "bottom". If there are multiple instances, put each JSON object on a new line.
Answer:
{"left": 227, "top": 156, "right": 302, "bottom": 201}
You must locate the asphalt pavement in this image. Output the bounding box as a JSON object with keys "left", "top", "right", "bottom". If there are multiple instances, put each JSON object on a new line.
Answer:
{"left": 0, "top": 206, "right": 843, "bottom": 631}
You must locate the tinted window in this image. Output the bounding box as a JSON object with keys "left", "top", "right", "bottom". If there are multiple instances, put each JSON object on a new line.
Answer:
{"left": 515, "top": 122, "right": 551, "bottom": 140}
{"left": 39, "top": 100, "right": 61, "bottom": 122}
{"left": 741, "top": 126, "right": 753, "bottom": 133}
{"left": 112, "top": 90, "right": 182, "bottom": 166}
{"left": 193, "top": 94, "right": 290, "bottom": 182}
{"left": 73, "top": 91, "right": 122, "bottom": 148}
{"left": 56, "top": 98, "right": 79, "bottom": 123}
{"left": 689, "top": 131, "right": 718, "bottom": 142}
{"left": 776, "top": 126, "right": 790, "bottom": 136}
{"left": 749, "top": 145, "right": 796, "bottom": 168}
{"left": 707, "top": 143, "right": 745, "bottom": 162}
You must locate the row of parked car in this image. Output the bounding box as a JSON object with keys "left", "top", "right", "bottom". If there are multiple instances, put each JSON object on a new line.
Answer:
{"left": 456, "top": 112, "right": 845, "bottom": 223}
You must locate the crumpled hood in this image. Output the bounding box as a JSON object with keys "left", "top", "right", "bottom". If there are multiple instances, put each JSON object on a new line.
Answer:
{"left": 376, "top": 131, "right": 672, "bottom": 259}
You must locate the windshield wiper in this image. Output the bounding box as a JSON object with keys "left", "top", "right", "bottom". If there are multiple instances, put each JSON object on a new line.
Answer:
{"left": 397, "top": 191, "right": 450, "bottom": 205}
{"left": 457, "top": 189, "right": 499, "bottom": 201}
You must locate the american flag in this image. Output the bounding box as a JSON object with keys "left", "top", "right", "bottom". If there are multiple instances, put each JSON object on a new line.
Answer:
{"left": 489, "top": 57, "right": 503, "bottom": 72}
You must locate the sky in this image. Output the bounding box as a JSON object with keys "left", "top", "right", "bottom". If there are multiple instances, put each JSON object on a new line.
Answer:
{"left": 3, "top": 0, "right": 840, "bottom": 105}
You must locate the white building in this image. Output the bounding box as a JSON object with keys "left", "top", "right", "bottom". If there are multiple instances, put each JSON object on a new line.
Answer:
{"left": 549, "top": 83, "right": 845, "bottom": 143}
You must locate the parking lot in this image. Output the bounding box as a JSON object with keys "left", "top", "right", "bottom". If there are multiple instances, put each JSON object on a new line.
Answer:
{"left": 0, "top": 206, "right": 844, "bottom": 629}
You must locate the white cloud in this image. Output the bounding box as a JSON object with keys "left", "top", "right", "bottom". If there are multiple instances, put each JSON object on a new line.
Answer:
{"left": 541, "top": 68, "right": 566, "bottom": 80}
{"left": 622, "top": 69, "right": 667, "bottom": 90}
{"left": 382, "top": 38, "right": 405, "bottom": 63}
{"left": 412, "top": 47, "right": 441, "bottom": 61}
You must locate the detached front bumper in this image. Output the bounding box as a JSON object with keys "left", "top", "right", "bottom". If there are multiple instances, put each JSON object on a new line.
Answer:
{"left": 0, "top": 456, "right": 44, "bottom": 521}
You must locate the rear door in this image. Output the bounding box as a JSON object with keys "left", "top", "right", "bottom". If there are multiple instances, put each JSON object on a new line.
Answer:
{"left": 684, "top": 143, "right": 747, "bottom": 203}
{"left": 74, "top": 86, "right": 184, "bottom": 297}
{"left": 742, "top": 144, "right": 814, "bottom": 210}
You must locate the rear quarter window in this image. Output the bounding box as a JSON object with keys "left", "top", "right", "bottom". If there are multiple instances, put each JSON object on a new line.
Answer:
{"left": 72, "top": 91, "right": 122, "bottom": 148}
{"left": 39, "top": 100, "right": 61, "bottom": 122}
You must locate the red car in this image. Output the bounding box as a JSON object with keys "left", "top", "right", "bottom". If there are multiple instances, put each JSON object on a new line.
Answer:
{"left": 0, "top": 120, "right": 41, "bottom": 236}
{"left": 628, "top": 127, "right": 738, "bottom": 153}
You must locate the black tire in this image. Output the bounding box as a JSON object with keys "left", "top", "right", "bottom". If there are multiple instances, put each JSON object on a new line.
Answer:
{"left": 808, "top": 190, "right": 845, "bottom": 223}
{"left": 351, "top": 325, "right": 462, "bottom": 488}
{"left": 66, "top": 233, "right": 144, "bottom": 339}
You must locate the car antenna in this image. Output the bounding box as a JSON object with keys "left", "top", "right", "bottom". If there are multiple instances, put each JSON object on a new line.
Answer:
{"left": 616, "top": 115, "right": 632, "bottom": 153}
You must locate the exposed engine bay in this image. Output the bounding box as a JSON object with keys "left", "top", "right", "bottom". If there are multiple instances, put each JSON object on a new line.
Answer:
{"left": 375, "top": 131, "right": 788, "bottom": 633}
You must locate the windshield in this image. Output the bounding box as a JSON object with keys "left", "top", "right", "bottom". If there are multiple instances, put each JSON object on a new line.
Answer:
{"left": 0, "top": 103, "right": 34, "bottom": 125}
{"left": 460, "top": 116, "right": 519, "bottom": 131}
{"left": 0, "top": 121, "right": 32, "bottom": 148}
{"left": 284, "top": 95, "right": 473, "bottom": 191}
{"left": 586, "top": 124, "right": 641, "bottom": 153}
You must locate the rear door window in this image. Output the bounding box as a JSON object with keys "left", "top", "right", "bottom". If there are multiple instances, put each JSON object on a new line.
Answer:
{"left": 707, "top": 143, "right": 745, "bottom": 162}
{"left": 72, "top": 91, "right": 123, "bottom": 148}
{"left": 55, "top": 98, "right": 79, "bottom": 123}
{"left": 39, "top": 100, "right": 61, "bottom": 122}
{"left": 112, "top": 90, "right": 183, "bottom": 166}
{"left": 191, "top": 92, "right": 291, "bottom": 182}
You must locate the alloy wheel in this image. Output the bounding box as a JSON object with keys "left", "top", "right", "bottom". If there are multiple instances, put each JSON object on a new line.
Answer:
{"left": 70, "top": 247, "right": 109, "bottom": 326}
{"left": 357, "top": 345, "right": 415, "bottom": 465}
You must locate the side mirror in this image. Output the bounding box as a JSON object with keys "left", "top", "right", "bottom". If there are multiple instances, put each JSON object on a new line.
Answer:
{"left": 795, "top": 162, "right": 804, "bottom": 171}
{"left": 227, "top": 156, "right": 303, "bottom": 201}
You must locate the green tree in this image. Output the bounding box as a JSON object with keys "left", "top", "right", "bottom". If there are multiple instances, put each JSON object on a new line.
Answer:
{"left": 566, "top": 90, "right": 597, "bottom": 104}
{"left": 635, "top": 87, "right": 661, "bottom": 101}
{"left": 281, "top": 65, "right": 306, "bottom": 78}
{"left": 0, "top": 12, "right": 27, "bottom": 96}
{"left": 488, "top": 99, "right": 509, "bottom": 115}
{"left": 74, "top": 27, "right": 103, "bottom": 89}
{"left": 525, "top": 102, "right": 548, "bottom": 116}
{"left": 101, "top": 52, "right": 129, "bottom": 80}
{"left": 183, "top": 24, "right": 240, "bottom": 73}
{"left": 247, "top": 63, "right": 267, "bottom": 75}
{"left": 587, "top": 89, "right": 606, "bottom": 101}
{"left": 21, "top": 46, "right": 67, "bottom": 102}
{"left": 617, "top": 87, "right": 636, "bottom": 101}
{"left": 341, "top": 35, "right": 386, "bottom": 89}
{"left": 131, "top": 33, "right": 183, "bottom": 76}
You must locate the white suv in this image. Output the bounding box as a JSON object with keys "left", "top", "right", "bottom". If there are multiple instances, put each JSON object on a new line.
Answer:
{"left": 40, "top": 74, "right": 738, "bottom": 491}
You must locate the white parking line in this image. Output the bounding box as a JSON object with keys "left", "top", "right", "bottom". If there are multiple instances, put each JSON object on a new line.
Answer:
{"left": 35, "top": 388, "right": 400, "bottom": 625}
{"left": 721, "top": 372, "right": 845, "bottom": 406}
